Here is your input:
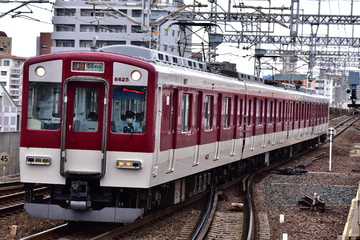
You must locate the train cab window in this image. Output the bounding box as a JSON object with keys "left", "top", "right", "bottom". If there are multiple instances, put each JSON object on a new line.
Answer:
{"left": 111, "top": 86, "right": 146, "bottom": 134}
{"left": 73, "top": 87, "right": 99, "bottom": 132}
{"left": 223, "top": 97, "right": 231, "bottom": 128}
{"left": 204, "top": 95, "right": 213, "bottom": 130}
{"left": 27, "top": 82, "right": 62, "bottom": 130}
{"left": 181, "top": 93, "right": 191, "bottom": 132}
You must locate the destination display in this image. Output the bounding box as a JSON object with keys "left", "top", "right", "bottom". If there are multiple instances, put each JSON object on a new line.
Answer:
{"left": 72, "top": 61, "right": 104, "bottom": 73}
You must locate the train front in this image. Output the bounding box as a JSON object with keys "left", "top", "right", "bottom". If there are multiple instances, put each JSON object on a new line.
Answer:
{"left": 19, "top": 51, "right": 157, "bottom": 223}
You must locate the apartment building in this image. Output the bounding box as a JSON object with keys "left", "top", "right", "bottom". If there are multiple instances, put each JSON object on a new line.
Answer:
{"left": 0, "top": 31, "right": 12, "bottom": 56}
{"left": 51, "top": 0, "right": 191, "bottom": 56}
{"left": 0, "top": 55, "right": 26, "bottom": 105}
{"left": 0, "top": 83, "right": 18, "bottom": 131}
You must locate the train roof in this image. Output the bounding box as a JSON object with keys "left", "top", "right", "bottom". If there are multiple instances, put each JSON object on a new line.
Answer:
{"left": 100, "top": 45, "right": 207, "bottom": 72}
{"left": 100, "top": 45, "right": 325, "bottom": 99}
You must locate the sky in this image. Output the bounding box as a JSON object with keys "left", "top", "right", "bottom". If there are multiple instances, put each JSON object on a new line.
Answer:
{"left": 0, "top": 0, "right": 359, "bottom": 75}
{"left": 1, "top": 1, "right": 55, "bottom": 57}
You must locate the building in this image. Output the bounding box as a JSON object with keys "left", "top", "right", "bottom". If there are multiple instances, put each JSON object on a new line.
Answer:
{"left": 37, "top": 32, "right": 52, "bottom": 55}
{"left": 0, "top": 55, "right": 27, "bottom": 105}
{"left": 0, "top": 31, "right": 12, "bottom": 56}
{"left": 0, "top": 83, "right": 18, "bottom": 131}
{"left": 0, "top": 32, "right": 24, "bottom": 131}
{"left": 315, "top": 78, "right": 332, "bottom": 97}
{"left": 51, "top": 0, "right": 191, "bottom": 56}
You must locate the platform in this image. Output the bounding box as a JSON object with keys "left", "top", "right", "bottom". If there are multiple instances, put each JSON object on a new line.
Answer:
{"left": 339, "top": 183, "right": 360, "bottom": 240}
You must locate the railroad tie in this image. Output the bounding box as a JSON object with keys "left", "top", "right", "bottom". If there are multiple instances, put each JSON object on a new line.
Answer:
{"left": 258, "top": 212, "right": 271, "bottom": 240}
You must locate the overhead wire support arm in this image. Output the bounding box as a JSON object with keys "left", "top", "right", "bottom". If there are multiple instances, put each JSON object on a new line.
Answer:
{"left": 0, "top": 0, "right": 49, "bottom": 18}
{"left": 233, "top": 3, "right": 289, "bottom": 29}
{"left": 84, "top": 1, "right": 141, "bottom": 25}
{"left": 150, "top": 4, "right": 208, "bottom": 25}
{"left": 84, "top": 2, "right": 207, "bottom": 27}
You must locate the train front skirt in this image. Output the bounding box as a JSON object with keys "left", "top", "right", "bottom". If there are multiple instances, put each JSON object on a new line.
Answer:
{"left": 24, "top": 203, "right": 144, "bottom": 223}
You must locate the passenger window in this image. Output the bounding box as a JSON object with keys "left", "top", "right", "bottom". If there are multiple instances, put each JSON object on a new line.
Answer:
{"left": 27, "top": 82, "right": 62, "bottom": 130}
{"left": 181, "top": 93, "right": 191, "bottom": 132}
{"left": 256, "top": 100, "right": 263, "bottom": 126}
{"left": 111, "top": 86, "right": 147, "bottom": 133}
{"left": 276, "top": 101, "right": 282, "bottom": 123}
{"left": 247, "top": 99, "right": 252, "bottom": 126}
{"left": 204, "top": 95, "right": 213, "bottom": 130}
{"left": 267, "top": 100, "right": 273, "bottom": 124}
{"left": 223, "top": 97, "right": 231, "bottom": 128}
{"left": 239, "top": 98, "right": 244, "bottom": 127}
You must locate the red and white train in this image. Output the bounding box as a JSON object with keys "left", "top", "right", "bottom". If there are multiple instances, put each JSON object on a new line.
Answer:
{"left": 20, "top": 45, "right": 329, "bottom": 223}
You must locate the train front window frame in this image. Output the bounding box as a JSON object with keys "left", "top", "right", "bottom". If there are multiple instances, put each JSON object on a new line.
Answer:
{"left": 27, "top": 82, "right": 62, "bottom": 130}
{"left": 111, "top": 86, "right": 147, "bottom": 134}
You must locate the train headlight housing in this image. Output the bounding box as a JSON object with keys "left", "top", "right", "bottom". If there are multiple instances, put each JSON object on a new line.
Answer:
{"left": 35, "top": 66, "right": 46, "bottom": 77}
{"left": 26, "top": 156, "right": 51, "bottom": 166}
{"left": 130, "top": 70, "right": 141, "bottom": 81}
{"left": 116, "top": 160, "right": 142, "bottom": 169}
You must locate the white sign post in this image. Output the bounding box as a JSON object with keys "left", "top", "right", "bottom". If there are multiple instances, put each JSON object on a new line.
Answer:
{"left": 328, "top": 128, "right": 335, "bottom": 172}
{"left": 0, "top": 152, "right": 10, "bottom": 183}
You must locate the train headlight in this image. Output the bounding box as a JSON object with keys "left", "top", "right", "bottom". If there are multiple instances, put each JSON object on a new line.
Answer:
{"left": 26, "top": 156, "right": 51, "bottom": 166}
{"left": 116, "top": 160, "right": 142, "bottom": 169}
{"left": 130, "top": 70, "right": 141, "bottom": 81}
{"left": 35, "top": 66, "right": 46, "bottom": 77}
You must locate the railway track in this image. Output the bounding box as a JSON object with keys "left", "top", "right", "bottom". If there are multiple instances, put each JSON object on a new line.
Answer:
{"left": 249, "top": 115, "right": 360, "bottom": 239}
{"left": 0, "top": 185, "right": 48, "bottom": 216}
{"left": 187, "top": 116, "right": 356, "bottom": 240}
{"left": 4, "top": 115, "right": 355, "bottom": 239}
{"left": 19, "top": 191, "right": 208, "bottom": 239}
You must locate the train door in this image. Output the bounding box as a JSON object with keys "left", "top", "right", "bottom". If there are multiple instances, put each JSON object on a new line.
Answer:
{"left": 283, "top": 101, "right": 289, "bottom": 141}
{"left": 288, "top": 101, "right": 294, "bottom": 140}
{"left": 243, "top": 97, "right": 254, "bottom": 156}
{"left": 161, "top": 87, "right": 177, "bottom": 172}
{"left": 61, "top": 77, "right": 108, "bottom": 177}
{"left": 218, "top": 94, "right": 234, "bottom": 160}
{"left": 253, "top": 98, "right": 265, "bottom": 150}
{"left": 265, "top": 99, "right": 274, "bottom": 147}
{"left": 304, "top": 102, "right": 309, "bottom": 137}
{"left": 213, "top": 94, "right": 220, "bottom": 160}
{"left": 299, "top": 102, "right": 305, "bottom": 137}
{"left": 274, "top": 100, "right": 284, "bottom": 144}
{"left": 194, "top": 92, "right": 202, "bottom": 166}
{"left": 233, "top": 96, "right": 245, "bottom": 158}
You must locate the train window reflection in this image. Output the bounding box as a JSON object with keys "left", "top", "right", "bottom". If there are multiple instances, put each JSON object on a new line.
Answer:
{"left": 223, "top": 97, "right": 231, "bottom": 128}
{"left": 111, "top": 86, "right": 146, "bottom": 133}
{"left": 27, "top": 82, "right": 62, "bottom": 130}
{"left": 204, "top": 95, "right": 213, "bottom": 130}
{"left": 72, "top": 87, "right": 99, "bottom": 132}
{"left": 181, "top": 93, "right": 191, "bottom": 132}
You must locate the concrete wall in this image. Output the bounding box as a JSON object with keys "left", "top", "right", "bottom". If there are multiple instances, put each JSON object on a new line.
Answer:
{"left": 0, "top": 131, "right": 20, "bottom": 177}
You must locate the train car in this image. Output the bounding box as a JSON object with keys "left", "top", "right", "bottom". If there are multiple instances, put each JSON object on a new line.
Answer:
{"left": 20, "top": 45, "right": 329, "bottom": 223}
